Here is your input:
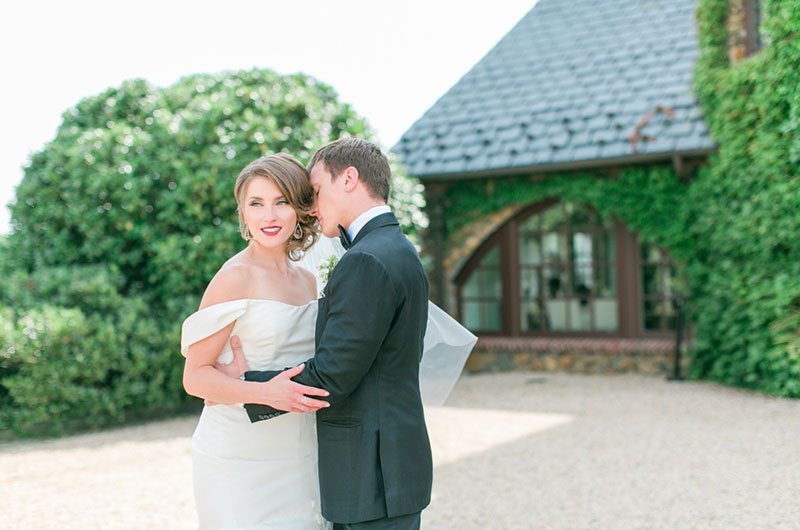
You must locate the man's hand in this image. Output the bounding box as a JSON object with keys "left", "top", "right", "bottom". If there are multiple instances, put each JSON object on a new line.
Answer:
{"left": 253, "top": 363, "right": 331, "bottom": 413}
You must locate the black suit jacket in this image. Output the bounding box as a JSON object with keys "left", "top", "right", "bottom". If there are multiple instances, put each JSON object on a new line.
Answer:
{"left": 244, "top": 213, "right": 432, "bottom": 524}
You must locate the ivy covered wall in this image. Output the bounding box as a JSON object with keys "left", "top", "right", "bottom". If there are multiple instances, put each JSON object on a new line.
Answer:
{"left": 689, "top": 0, "right": 800, "bottom": 396}
{"left": 429, "top": 0, "right": 800, "bottom": 396}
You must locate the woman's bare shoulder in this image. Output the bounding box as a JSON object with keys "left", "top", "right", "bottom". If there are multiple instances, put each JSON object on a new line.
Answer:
{"left": 199, "top": 258, "right": 258, "bottom": 310}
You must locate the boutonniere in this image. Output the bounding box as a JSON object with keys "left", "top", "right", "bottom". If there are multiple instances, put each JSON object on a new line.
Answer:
{"left": 318, "top": 254, "right": 340, "bottom": 297}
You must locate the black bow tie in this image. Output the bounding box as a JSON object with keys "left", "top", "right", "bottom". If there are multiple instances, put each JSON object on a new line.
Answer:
{"left": 338, "top": 225, "right": 352, "bottom": 250}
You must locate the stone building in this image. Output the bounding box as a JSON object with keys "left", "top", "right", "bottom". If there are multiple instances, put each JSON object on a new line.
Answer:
{"left": 395, "top": 0, "right": 764, "bottom": 374}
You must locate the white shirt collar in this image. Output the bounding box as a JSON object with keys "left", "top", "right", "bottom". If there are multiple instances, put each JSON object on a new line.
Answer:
{"left": 347, "top": 205, "right": 392, "bottom": 242}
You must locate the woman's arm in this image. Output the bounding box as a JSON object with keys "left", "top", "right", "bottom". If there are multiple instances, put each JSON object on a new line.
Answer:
{"left": 182, "top": 263, "right": 329, "bottom": 410}
{"left": 182, "top": 263, "right": 260, "bottom": 404}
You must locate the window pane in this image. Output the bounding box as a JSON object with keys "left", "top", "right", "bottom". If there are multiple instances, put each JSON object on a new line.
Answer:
{"left": 520, "top": 235, "right": 542, "bottom": 265}
{"left": 546, "top": 299, "right": 568, "bottom": 331}
{"left": 595, "top": 298, "right": 618, "bottom": 331}
{"left": 568, "top": 300, "right": 592, "bottom": 331}
{"left": 543, "top": 267, "right": 566, "bottom": 298}
{"left": 481, "top": 268, "right": 502, "bottom": 298}
{"left": 461, "top": 242, "right": 504, "bottom": 332}
{"left": 571, "top": 231, "right": 593, "bottom": 265}
{"left": 482, "top": 246, "right": 501, "bottom": 266}
{"left": 544, "top": 267, "right": 568, "bottom": 331}
{"left": 463, "top": 273, "right": 480, "bottom": 297}
{"left": 521, "top": 300, "right": 544, "bottom": 331}
{"left": 572, "top": 264, "right": 593, "bottom": 299}
{"left": 484, "top": 302, "right": 502, "bottom": 331}
{"left": 594, "top": 261, "right": 616, "bottom": 297}
{"left": 542, "top": 232, "right": 565, "bottom": 263}
{"left": 521, "top": 268, "right": 540, "bottom": 298}
{"left": 464, "top": 301, "right": 481, "bottom": 330}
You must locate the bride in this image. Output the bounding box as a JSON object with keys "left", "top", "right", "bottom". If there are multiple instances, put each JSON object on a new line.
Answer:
{"left": 180, "top": 148, "right": 475, "bottom": 529}
{"left": 181, "top": 153, "right": 333, "bottom": 529}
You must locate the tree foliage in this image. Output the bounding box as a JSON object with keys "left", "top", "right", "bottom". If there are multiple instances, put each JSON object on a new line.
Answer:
{"left": 1, "top": 68, "right": 426, "bottom": 436}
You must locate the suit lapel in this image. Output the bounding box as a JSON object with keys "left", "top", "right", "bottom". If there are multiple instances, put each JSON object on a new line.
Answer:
{"left": 350, "top": 212, "right": 399, "bottom": 249}
{"left": 315, "top": 213, "right": 398, "bottom": 346}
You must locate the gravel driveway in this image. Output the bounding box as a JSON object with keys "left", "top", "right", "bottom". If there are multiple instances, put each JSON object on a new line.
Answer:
{"left": 2, "top": 373, "right": 798, "bottom": 529}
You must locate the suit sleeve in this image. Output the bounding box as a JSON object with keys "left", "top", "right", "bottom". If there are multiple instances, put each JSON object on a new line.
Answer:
{"left": 298, "top": 251, "right": 399, "bottom": 400}
{"left": 244, "top": 250, "right": 399, "bottom": 422}
{"left": 243, "top": 370, "right": 287, "bottom": 422}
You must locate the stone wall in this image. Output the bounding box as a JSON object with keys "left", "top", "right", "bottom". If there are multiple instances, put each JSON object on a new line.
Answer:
{"left": 465, "top": 337, "right": 691, "bottom": 376}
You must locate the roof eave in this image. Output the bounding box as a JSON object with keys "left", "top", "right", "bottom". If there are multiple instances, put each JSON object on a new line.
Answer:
{"left": 412, "top": 146, "right": 718, "bottom": 182}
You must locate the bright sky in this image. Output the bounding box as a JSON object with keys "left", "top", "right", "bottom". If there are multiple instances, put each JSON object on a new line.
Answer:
{"left": 0, "top": 0, "right": 536, "bottom": 235}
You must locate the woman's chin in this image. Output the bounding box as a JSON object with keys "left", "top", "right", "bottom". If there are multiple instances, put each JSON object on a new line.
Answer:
{"left": 252, "top": 236, "right": 291, "bottom": 249}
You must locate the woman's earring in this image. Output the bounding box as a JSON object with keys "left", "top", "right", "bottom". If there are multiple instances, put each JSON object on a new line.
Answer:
{"left": 244, "top": 227, "right": 252, "bottom": 241}
{"left": 293, "top": 222, "right": 303, "bottom": 240}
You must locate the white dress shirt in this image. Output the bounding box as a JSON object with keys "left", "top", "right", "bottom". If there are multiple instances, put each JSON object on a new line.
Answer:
{"left": 347, "top": 205, "right": 392, "bottom": 242}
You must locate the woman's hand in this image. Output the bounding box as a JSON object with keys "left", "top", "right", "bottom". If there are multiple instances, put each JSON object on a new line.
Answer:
{"left": 214, "top": 336, "right": 250, "bottom": 378}
{"left": 205, "top": 336, "right": 250, "bottom": 406}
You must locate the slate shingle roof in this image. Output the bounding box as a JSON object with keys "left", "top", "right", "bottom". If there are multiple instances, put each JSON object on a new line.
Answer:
{"left": 395, "top": 0, "right": 716, "bottom": 180}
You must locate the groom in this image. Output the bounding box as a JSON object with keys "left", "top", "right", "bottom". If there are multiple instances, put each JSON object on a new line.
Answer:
{"left": 237, "top": 137, "right": 432, "bottom": 530}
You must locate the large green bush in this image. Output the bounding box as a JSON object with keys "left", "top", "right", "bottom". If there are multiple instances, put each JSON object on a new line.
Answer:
{"left": 2, "top": 68, "right": 426, "bottom": 436}
{"left": 0, "top": 264, "right": 184, "bottom": 436}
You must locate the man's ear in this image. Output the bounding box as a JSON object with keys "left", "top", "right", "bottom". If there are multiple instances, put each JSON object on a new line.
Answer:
{"left": 342, "top": 166, "right": 359, "bottom": 192}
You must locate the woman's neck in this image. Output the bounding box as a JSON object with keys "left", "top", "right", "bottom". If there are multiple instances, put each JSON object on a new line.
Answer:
{"left": 244, "top": 241, "right": 290, "bottom": 275}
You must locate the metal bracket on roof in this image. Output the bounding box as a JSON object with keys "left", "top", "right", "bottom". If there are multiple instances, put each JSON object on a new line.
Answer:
{"left": 628, "top": 105, "right": 676, "bottom": 153}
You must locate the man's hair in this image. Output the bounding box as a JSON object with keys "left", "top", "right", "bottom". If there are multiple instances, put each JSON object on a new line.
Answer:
{"left": 308, "top": 137, "right": 391, "bottom": 201}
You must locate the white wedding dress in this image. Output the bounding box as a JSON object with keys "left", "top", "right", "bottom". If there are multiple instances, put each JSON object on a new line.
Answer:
{"left": 180, "top": 236, "right": 477, "bottom": 529}
{"left": 182, "top": 298, "right": 329, "bottom": 529}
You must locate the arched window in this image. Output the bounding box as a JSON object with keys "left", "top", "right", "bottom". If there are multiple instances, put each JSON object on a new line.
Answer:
{"left": 518, "top": 202, "right": 617, "bottom": 332}
{"left": 455, "top": 200, "right": 679, "bottom": 338}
